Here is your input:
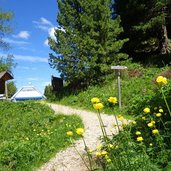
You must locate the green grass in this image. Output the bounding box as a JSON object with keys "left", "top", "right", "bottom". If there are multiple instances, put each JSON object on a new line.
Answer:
{"left": 53, "top": 63, "right": 167, "bottom": 119}
{"left": 0, "top": 101, "right": 83, "bottom": 171}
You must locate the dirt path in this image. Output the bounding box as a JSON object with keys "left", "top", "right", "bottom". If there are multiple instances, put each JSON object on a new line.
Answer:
{"left": 38, "top": 103, "right": 123, "bottom": 171}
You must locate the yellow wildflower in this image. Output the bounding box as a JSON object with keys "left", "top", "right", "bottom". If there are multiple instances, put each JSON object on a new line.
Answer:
{"left": 25, "top": 137, "right": 29, "bottom": 141}
{"left": 96, "top": 144, "right": 102, "bottom": 149}
{"left": 147, "top": 122, "right": 154, "bottom": 128}
{"left": 137, "top": 136, "right": 143, "bottom": 142}
{"left": 115, "top": 145, "right": 119, "bottom": 149}
{"left": 156, "top": 76, "right": 167, "bottom": 85}
{"left": 143, "top": 107, "right": 150, "bottom": 114}
{"left": 108, "top": 97, "right": 117, "bottom": 104}
{"left": 66, "top": 131, "right": 73, "bottom": 136}
{"left": 152, "top": 129, "right": 159, "bottom": 135}
{"left": 159, "top": 109, "right": 164, "bottom": 113}
{"left": 101, "top": 151, "right": 108, "bottom": 156}
{"left": 91, "top": 97, "right": 100, "bottom": 103}
{"left": 76, "top": 128, "right": 84, "bottom": 136}
{"left": 107, "top": 159, "right": 112, "bottom": 163}
{"left": 142, "top": 116, "right": 146, "bottom": 120}
{"left": 149, "top": 143, "right": 153, "bottom": 147}
{"left": 136, "top": 131, "right": 141, "bottom": 135}
{"left": 88, "top": 149, "right": 93, "bottom": 153}
{"left": 93, "top": 103, "right": 104, "bottom": 110}
{"left": 132, "top": 121, "right": 136, "bottom": 125}
{"left": 118, "top": 115, "right": 124, "bottom": 121}
{"left": 107, "top": 144, "right": 114, "bottom": 149}
{"left": 151, "top": 121, "right": 155, "bottom": 124}
{"left": 156, "top": 113, "right": 162, "bottom": 117}
{"left": 95, "top": 152, "right": 101, "bottom": 157}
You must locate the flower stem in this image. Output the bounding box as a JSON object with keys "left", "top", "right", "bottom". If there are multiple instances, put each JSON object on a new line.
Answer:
{"left": 161, "top": 88, "right": 171, "bottom": 117}
{"left": 70, "top": 138, "right": 91, "bottom": 171}
{"left": 82, "top": 137, "right": 93, "bottom": 171}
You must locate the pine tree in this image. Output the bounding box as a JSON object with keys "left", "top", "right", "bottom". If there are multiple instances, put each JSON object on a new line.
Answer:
{"left": 115, "top": 0, "right": 171, "bottom": 58}
{"left": 0, "top": 8, "right": 13, "bottom": 50}
{"left": 48, "top": 0, "right": 128, "bottom": 87}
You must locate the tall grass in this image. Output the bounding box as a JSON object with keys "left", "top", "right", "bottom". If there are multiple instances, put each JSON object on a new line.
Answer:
{"left": 0, "top": 101, "right": 83, "bottom": 171}
{"left": 52, "top": 64, "right": 166, "bottom": 119}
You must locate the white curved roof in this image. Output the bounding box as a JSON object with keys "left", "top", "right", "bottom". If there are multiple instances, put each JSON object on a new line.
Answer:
{"left": 11, "top": 86, "right": 46, "bottom": 101}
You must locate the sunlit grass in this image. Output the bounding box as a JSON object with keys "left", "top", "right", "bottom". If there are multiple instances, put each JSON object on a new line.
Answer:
{"left": 0, "top": 101, "right": 83, "bottom": 171}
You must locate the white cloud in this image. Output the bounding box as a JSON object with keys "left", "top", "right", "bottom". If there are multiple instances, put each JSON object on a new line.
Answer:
{"left": 3, "top": 38, "right": 29, "bottom": 45}
{"left": 44, "top": 39, "right": 49, "bottom": 46}
{"left": 40, "top": 17, "right": 53, "bottom": 26}
{"left": 17, "top": 66, "right": 37, "bottom": 70}
{"left": 13, "top": 31, "right": 30, "bottom": 39}
{"left": 33, "top": 17, "right": 53, "bottom": 31}
{"left": 14, "top": 54, "right": 48, "bottom": 63}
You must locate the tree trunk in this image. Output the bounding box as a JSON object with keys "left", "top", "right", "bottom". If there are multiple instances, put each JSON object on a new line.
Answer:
{"left": 160, "top": 25, "right": 170, "bottom": 54}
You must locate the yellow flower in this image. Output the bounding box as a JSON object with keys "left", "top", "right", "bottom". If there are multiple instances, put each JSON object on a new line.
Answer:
{"left": 149, "top": 143, "right": 153, "bottom": 147}
{"left": 152, "top": 129, "right": 159, "bottom": 135}
{"left": 143, "top": 107, "right": 150, "bottom": 113}
{"left": 93, "top": 103, "right": 104, "bottom": 110}
{"left": 88, "top": 149, "right": 93, "bottom": 153}
{"left": 95, "top": 152, "right": 101, "bottom": 157}
{"left": 156, "top": 76, "right": 167, "bottom": 85}
{"left": 66, "top": 131, "right": 73, "bottom": 136}
{"left": 132, "top": 121, "right": 136, "bottom": 125}
{"left": 137, "top": 136, "right": 143, "bottom": 142}
{"left": 136, "top": 131, "right": 141, "bottom": 135}
{"left": 101, "top": 151, "right": 108, "bottom": 156}
{"left": 96, "top": 144, "right": 102, "bottom": 149}
{"left": 108, "top": 97, "right": 117, "bottom": 104}
{"left": 118, "top": 115, "right": 124, "bottom": 121}
{"left": 91, "top": 97, "right": 100, "bottom": 103}
{"left": 156, "top": 113, "right": 162, "bottom": 117}
{"left": 115, "top": 145, "right": 119, "bottom": 149}
{"left": 147, "top": 122, "right": 154, "bottom": 128}
{"left": 76, "top": 128, "right": 84, "bottom": 136}
{"left": 159, "top": 109, "right": 164, "bottom": 113}
{"left": 107, "top": 159, "right": 112, "bottom": 163}
{"left": 142, "top": 116, "right": 146, "bottom": 120}
{"left": 107, "top": 144, "right": 114, "bottom": 149}
{"left": 151, "top": 120, "right": 155, "bottom": 124}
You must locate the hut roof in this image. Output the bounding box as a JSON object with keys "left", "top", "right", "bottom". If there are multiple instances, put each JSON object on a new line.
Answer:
{"left": 0, "top": 71, "right": 13, "bottom": 81}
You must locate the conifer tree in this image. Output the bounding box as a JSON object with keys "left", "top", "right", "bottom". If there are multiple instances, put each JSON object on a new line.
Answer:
{"left": 115, "top": 0, "right": 171, "bottom": 58}
{"left": 0, "top": 8, "right": 13, "bottom": 50}
{"left": 48, "top": 0, "right": 128, "bottom": 87}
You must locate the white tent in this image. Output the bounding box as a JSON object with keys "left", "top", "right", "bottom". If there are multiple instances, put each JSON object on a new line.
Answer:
{"left": 11, "top": 85, "right": 46, "bottom": 101}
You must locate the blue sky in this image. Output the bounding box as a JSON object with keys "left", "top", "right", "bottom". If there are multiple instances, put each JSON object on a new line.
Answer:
{"left": 0, "top": 0, "right": 60, "bottom": 93}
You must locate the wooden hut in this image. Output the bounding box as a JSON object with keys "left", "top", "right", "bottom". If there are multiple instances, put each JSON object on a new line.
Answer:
{"left": 51, "top": 75, "right": 63, "bottom": 91}
{"left": 0, "top": 71, "right": 14, "bottom": 99}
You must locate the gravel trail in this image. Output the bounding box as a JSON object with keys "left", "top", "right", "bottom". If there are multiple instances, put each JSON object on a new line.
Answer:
{"left": 38, "top": 103, "right": 123, "bottom": 171}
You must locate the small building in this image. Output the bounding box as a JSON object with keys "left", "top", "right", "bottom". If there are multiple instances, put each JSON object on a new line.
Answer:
{"left": 11, "top": 85, "right": 46, "bottom": 101}
{"left": 51, "top": 75, "right": 63, "bottom": 91}
{"left": 0, "top": 71, "right": 14, "bottom": 99}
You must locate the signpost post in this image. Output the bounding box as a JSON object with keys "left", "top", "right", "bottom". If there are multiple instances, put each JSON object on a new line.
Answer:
{"left": 111, "top": 66, "right": 127, "bottom": 109}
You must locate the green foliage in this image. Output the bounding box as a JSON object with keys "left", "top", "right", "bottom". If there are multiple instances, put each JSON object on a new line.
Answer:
{"left": 48, "top": 0, "right": 128, "bottom": 87}
{"left": 115, "top": 0, "right": 171, "bottom": 59}
{"left": 0, "top": 7, "right": 13, "bottom": 50}
{"left": 49, "top": 63, "right": 164, "bottom": 120}
{"left": 0, "top": 54, "right": 16, "bottom": 72}
{"left": 7, "top": 81, "right": 17, "bottom": 97}
{"left": 0, "top": 101, "right": 83, "bottom": 171}
{"left": 74, "top": 75, "right": 171, "bottom": 170}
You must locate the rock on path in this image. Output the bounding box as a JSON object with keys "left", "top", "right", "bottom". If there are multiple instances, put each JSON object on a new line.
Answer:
{"left": 37, "top": 103, "right": 122, "bottom": 171}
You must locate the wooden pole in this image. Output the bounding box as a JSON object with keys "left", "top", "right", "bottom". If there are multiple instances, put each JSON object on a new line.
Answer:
{"left": 5, "top": 81, "right": 8, "bottom": 99}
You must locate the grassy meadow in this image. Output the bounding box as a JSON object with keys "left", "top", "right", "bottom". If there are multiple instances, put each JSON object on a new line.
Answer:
{"left": 0, "top": 101, "right": 83, "bottom": 171}
{"left": 47, "top": 63, "right": 171, "bottom": 170}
